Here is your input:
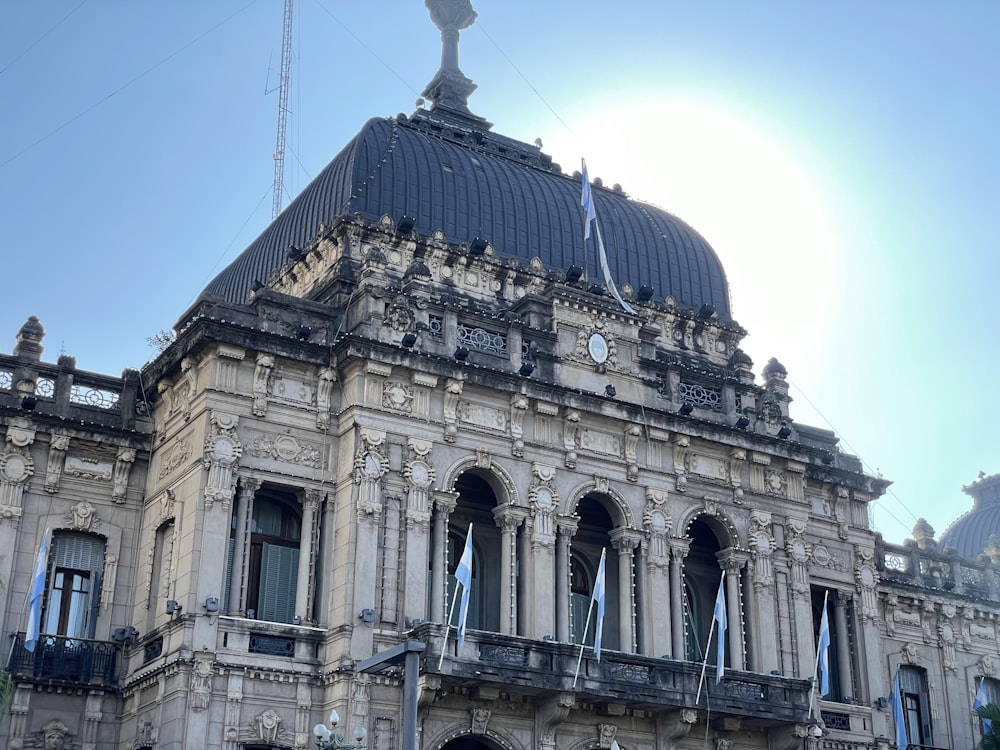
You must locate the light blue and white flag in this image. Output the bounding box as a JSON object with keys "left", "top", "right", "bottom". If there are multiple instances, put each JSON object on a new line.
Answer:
{"left": 455, "top": 524, "right": 473, "bottom": 646}
{"left": 580, "top": 159, "right": 597, "bottom": 240}
{"left": 975, "top": 677, "right": 992, "bottom": 734}
{"left": 817, "top": 598, "right": 831, "bottom": 696}
{"left": 713, "top": 575, "right": 727, "bottom": 683}
{"left": 592, "top": 548, "right": 607, "bottom": 661}
{"left": 889, "top": 669, "right": 909, "bottom": 750}
{"left": 25, "top": 529, "right": 50, "bottom": 653}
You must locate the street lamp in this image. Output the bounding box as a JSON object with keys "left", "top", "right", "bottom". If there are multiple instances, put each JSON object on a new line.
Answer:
{"left": 312, "top": 709, "right": 367, "bottom": 750}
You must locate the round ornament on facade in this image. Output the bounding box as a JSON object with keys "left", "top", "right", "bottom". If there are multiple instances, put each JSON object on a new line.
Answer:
{"left": 588, "top": 333, "right": 609, "bottom": 364}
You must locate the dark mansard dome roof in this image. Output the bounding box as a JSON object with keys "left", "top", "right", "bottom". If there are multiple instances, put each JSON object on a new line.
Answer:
{"left": 202, "top": 110, "right": 732, "bottom": 320}
{"left": 938, "top": 473, "right": 1000, "bottom": 560}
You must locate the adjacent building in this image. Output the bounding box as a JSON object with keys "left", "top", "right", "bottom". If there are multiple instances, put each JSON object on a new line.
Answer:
{"left": 2, "top": 3, "right": 998, "bottom": 749}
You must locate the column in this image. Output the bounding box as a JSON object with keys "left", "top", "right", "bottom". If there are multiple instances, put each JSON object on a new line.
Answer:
{"left": 718, "top": 548, "right": 746, "bottom": 671}
{"left": 295, "top": 489, "right": 321, "bottom": 623}
{"left": 833, "top": 591, "right": 854, "bottom": 699}
{"left": 230, "top": 477, "right": 260, "bottom": 615}
{"left": 430, "top": 491, "right": 457, "bottom": 623}
{"left": 555, "top": 517, "right": 577, "bottom": 643}
{"left": 494, "top": 506, "right": 519, "bottom": 635}
{"left": 610, "top": 529, "right": 640, "bottom": 654}
{"left": 669, "top": 538, "right": 691, "bottom": 658}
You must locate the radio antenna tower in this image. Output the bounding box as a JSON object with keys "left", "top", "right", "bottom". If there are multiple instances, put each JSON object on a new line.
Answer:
{"left": 271, "top": 0, "right": 294, "bottom": 219}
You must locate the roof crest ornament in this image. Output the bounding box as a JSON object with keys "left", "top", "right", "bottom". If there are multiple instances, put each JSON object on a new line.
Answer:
{"left": 422, "top": 0, "right": 486, "bottom": 123}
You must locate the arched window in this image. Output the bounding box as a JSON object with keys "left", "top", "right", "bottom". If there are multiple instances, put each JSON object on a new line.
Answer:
{"left": 447, "top": 529, "right": 481, "bottom": 631}
{"left": 682, "top": 518, "right": 725, "bottom": 666}
{"left": 570, "top": 552, "right": 596, "bottom": 646}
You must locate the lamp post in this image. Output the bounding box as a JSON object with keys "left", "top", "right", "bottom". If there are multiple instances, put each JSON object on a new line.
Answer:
{"left": 312, "top": 709, "right": 367, "bottom": 750}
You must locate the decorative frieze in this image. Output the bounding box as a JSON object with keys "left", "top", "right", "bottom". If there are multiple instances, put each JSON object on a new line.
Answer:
{"left": 247, "top": 432, "right": 323, "bottom": 468}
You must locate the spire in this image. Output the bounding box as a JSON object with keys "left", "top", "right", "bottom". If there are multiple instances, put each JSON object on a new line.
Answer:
{"left": 421, "top": 0, "right": 484, "bottom": 121}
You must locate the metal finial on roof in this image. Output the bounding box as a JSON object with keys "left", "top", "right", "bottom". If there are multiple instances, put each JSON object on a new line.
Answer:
{"left": 422, "top": 0, "right": 481, "bottom": 118}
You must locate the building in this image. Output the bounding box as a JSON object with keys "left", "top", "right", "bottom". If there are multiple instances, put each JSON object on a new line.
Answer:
{"left": 2, "top": 2, "right": 999, "bottom": 749}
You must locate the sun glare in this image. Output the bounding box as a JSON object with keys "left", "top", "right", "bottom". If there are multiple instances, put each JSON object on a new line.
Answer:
{"left": 540, "top": 92, "right": 842, "bottom": 386}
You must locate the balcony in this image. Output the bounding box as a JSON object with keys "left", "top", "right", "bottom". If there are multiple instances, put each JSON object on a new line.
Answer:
{"left": 413, "top": 624, "right": 811, "bottom": 725}
{"left": 7, "top": 632, "right": 120, "bottom": 691}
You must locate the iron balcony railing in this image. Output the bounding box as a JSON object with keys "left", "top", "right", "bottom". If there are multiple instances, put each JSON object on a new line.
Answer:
{"left": 7, "top": 632, "right": 120, "bottom": 690}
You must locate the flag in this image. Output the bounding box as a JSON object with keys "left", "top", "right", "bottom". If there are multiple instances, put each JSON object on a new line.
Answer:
{"left": 455, "top": 524, "right": 473, "bottom": 646}
{"left": 713, "top": 575, "right": 727, "bottom": 683}
{"left": 817, "top": 598, "right": 831, "bottom": 696}
{"left": 592, "top": 548, "right": 607, "bottom": 661}
{"left": 580, "top": 158, "right": 637, "bottom": 315}
{"left": 580, "top": 159, "right": 596, "bottom": 240}
{"left": 25, "top": 529, "right": 50, "bottom": 653}
{"left": 889, "top": 669, "right": 909, "bottom": 750}
{"left": 975, "top": 677, "right": 993, "bottom": 734}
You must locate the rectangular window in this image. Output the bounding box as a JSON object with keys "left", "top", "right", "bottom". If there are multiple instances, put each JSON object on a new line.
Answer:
{"left": 899, "top": 666, "right": 932, "bottom": 746}
{"left": 44, "top": 532, "right": 106, "bottom": 640}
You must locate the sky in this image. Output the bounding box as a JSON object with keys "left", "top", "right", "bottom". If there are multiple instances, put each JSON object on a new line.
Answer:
{"left": 2, "top": 1, "right": 998, "bottom": 545}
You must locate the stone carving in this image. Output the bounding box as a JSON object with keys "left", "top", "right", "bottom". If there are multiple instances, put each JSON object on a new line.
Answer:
{"left": 101, "top": 553, "right": 118, "bottom": 610}
{"left": 643, "top": 489, "right": 672, "bottom": 566}
{"left": 854, "top": 547, "right": 880, "bottom": 621}
{"left": 563, "top": 410, "right": 580, "bottom": 468}
{"left": 672, "top": 435, "right": 689, "bottom": 492}
{"left": 624, "top": 424, "right": 641, "bottom": 481}
{"left": 175, "top": 356, "right": 198, "bottom": 420}
{"left": 980, "top": 654, "right": 996, "bottom": 678}
{"left": 158, "top": 437, "right": 191, "bottom": 479}
{"left": 41, "top": 719, "right": 70, "bottom": 750}
{"left": 938, "top": 617, "right": 957, "bottom": 672}
{"left": 785, "top": 520, "right": 811, "bottom": 596}
{"left": 255, "top": 709, "right": 281, "bottom": 743}
{"left": 191, "top": 658, "right": 214, "bottom": 710}
{"left": 252, "top": 353, "right": 275, "bottom": 417}
{"left": 598, "top": 723, "right": 618, "bottom": 749}
{"left": 248, "top": 433, "right": 322, "bottom": 468}
{"left": 750, "top": 510, "right": 776, "bottom": 589}
{"left": 404, "top": 439, "right": 435, "bottom": 531}
{"left": 112, "top": 447, "right": 136, "bottom": 502}
{"left": 443, "top": 377, "right": 463, "bottom": 442}
{"left": 45, "top": 434, "right": 70, "bottom": 493}
{"left": 529, "top": 463, "right": 559, "bottom": 546}
{"left": 383, "top": 381, "right": 414, "bottom": 412}
{"left": 316, "top": 366, "right": 337, "bottom": 429}
{"left": 728, "top": 448, "right": 745, "bottom": 502}
{"left": 470, "top": 707, "right": 491, "bottom": 734}
{"left": 901, "top": 641, "right": 920, "bottom": 665}
{"left": 457, "top": 401, "right": 507, "bottom": 432}
{"left": 203, "top": 411, "right": 242, "bottom": 511}
{"left": 65, "top": 457, "right": 112, "bottom": 481}
{"left": 510, "top": 392, "right": 528, "bottom": 457}
{"left": 355, "top": 428, "right": 388, "bottom": 519}
{"left": 67, "top": 501, "right": 99, "bottom": 530}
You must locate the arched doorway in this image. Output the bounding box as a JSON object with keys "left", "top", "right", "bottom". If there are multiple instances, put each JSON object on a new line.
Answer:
{"left": 437, "top": 733, "right": 508, "bottom": 750}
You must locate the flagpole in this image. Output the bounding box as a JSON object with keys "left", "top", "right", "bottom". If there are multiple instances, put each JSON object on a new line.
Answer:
{"left": 437, "top": 581, "right": 462, "bottom": 670}
{"left": 572, "top": 594, "right": 598, "bottom": 688}
{"left": 808, "top": 589, "right": 830, "bottom": 719}
{"left": 695, "top": 616, "right": 718, "bottom": 704}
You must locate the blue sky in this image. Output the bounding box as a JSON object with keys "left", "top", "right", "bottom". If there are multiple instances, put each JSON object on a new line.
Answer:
{"left": 2, "top": 1, "right": 998, "bottom": 544}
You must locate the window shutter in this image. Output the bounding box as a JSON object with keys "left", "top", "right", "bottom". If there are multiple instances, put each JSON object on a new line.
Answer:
{"left": 259, "top": 544, "right": 298, "bottom": 623}
{"left": 222, "top": 538, "right": 235, "bottom": 613}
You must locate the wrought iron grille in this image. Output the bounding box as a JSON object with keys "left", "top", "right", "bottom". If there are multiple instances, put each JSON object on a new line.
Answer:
{"left": 428, "top": 316, "right": 443, "bottom": 337}
{"left": 248, "top": 633, "right": 296, "bottom": 657}
{"left": 7, "top": 632, "right": 119, "bottom": 690}
{"left": 71, "top": 384, "right": 120, "bottom": 409}
{"left": 678, "top": 381, "right": 722, "bottom": 410}
{"left": 883, "top": 552, "right": 907, "bottom": 572}
{"left": 821, "top": 711, "right": 851, "bottom": 730}
{"left": 479, "top": 644, "right": 526, "bottom": 666}
{"left": 35, "top": 377, "right": 55, "bottom": 398}
{"left": 144, "top": 637, "right": 163, "bottom": 664}
{"left": 0, "top": 369, "right": 12, "bottom": 390}
{"left": 458, "top": 324, "right": 507, "bottom": 354}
